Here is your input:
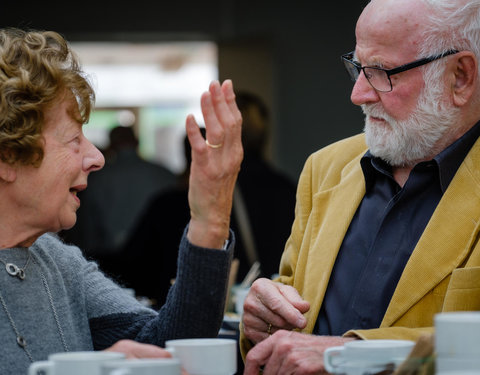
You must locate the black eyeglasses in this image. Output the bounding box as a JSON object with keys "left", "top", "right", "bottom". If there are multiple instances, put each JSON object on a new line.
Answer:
{"left": 341, "top": 49, "right": 459, "bottom": 92}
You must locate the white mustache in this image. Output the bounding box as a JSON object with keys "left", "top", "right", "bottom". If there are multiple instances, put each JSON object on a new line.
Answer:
{"left": 361, "top": 104, "right": 389, "bottom": 121}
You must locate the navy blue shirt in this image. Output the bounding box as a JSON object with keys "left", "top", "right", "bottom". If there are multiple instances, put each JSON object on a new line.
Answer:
{"left": 315, "top": 121, "right": 480, "bottom": 335}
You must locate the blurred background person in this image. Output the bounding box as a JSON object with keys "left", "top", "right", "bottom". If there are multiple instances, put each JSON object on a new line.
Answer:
{"left": 116, "top": 128, "right": 206, "bottom": 307}
{"left": 61, "top": 124, "right": 176, "bottom": 271}
{"left": 233, "top": 91, "right": 296, "bottom": 281}
{"left": 115, "top": 91, "right": 296, "bottom": 307}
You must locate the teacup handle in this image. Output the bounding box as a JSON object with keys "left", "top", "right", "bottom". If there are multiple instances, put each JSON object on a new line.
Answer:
{"left": 28, "top": 360, "right": 53, "bottom": 375}
{"left": 324, "top": 346, "right": 345, "bottom": 374}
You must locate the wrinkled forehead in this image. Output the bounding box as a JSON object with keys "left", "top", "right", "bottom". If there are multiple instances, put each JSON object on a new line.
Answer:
{"left": 355, "top": 0, "right": 429, "bottom": 58}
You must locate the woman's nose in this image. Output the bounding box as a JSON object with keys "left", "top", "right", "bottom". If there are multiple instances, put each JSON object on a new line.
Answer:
{"left": 83, "top": 138, "right": 105, "bottom": 172}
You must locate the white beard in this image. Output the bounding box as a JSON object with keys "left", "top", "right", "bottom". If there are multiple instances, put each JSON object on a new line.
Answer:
{"left": 362, "top": 85, "right": 460, "bottom": 167}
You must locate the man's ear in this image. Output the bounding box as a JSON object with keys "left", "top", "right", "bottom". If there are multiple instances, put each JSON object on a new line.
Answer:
{"left": 451, "top": 51, "right": 478, "bottom": 107}
{"left": 0, "top": 160, "right": 17, "bottom": 183}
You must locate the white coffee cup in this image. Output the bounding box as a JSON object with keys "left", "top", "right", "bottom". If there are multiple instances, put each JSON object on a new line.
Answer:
{"left": 28, "top": 351, "right": 125, "bottom": 375}
{"left": 101, "top": 358, "right": 181, "bottom": 375}
{"left": 435, "top": 311, "right": 480, "bottom": 359}
{"left": 324, "top": 339, "right": 415, "bottom": 375}
{"left": 165, "top": 338, "right": 237, "bottom": 375}
{"left": 233, "top": 287, "right": 250, "bottom": 315}
{"left": 436, "top": 357, "right": 480, "bottom": 373}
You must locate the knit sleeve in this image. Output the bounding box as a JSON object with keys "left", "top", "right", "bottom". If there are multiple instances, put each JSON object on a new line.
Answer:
{"left": 87, "top": 228, "right": 234, "bottom": 348}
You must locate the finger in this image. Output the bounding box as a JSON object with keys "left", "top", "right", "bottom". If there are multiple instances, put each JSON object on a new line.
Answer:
{"left": 244, "top": 337, "right": 275, "bottom": 375}
{"left": 106, "top": 340, "right": 173, "bottom": 359}
{"left": 254, "top": 280, "right": 307, "bottom": 328}
{"left": 221, "top": 79, "right": 242, "bottom": 131}
{"left": 279, "top": 284, "right": 311, "bottom": 315}
{"left": 244, "top": 293, "right": 297, "bottom": 332}
{"left": 262, "top": 351, "right": 285, "bottom": 375}
{"left": 128, "top": 346, "right": 173, "bottom": 359}
{"left": 185, "top": 114, "right": 207, "bottom": 158}
{"left": 243, "top": 312, "right": 279, "bottom": 343}
{"left": 209, "top": 80, "right": 237, "bottom": 140}
{"left": 201, "top": 82, "right": 224, "bottom": 145}
{"left": 260, "top": 331, "right": 298, "bottom": 375}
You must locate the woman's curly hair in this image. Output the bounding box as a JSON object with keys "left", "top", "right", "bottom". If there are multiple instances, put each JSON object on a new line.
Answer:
{"left": 0, "top": 28, "right": 95, "bottom": 167}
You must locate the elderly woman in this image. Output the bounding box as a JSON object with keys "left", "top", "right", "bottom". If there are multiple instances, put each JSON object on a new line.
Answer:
{"left": 0, "top": 28, "right": 242, "bottom": 374}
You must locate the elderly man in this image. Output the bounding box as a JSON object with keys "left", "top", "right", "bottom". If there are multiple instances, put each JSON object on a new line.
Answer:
{"left": 241, "top": 0, "right": 480, "bottom": 373}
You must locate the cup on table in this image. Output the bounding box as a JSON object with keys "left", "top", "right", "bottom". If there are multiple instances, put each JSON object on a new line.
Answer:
{"left": 101, "top": 358, "right": 181, "bottom": 375}
{"left": 324, "top": 339, "right": 415, "bottom": 375}
{"left": 165, "top": 338, "right": 237, "bottom": 375}
{"left": 435, "top": 311, "right": 480, "bottom": 373}
{"left": 28, "top": 351, "right": 125, "bottom": 375}
{"left": 232, "top": 286, "right": 250, "bottom": 315}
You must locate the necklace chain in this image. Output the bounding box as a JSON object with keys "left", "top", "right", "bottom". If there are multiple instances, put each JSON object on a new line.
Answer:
{"left": 0, "top": 253, "right": 69, "bottom": 363}
{"left": 34, "top": 256, "right": 70, "bottom": 353}
{"left": 0, "top": 291, "right": 34, "bottom": 362}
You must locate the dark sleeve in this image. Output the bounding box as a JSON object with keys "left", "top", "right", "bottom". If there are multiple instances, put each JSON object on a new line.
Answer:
{"left": 89, "top": 229, "right": 234, "bottom": 349}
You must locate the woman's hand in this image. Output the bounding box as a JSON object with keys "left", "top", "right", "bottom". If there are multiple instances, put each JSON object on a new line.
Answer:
{"left": 186, "top": 79, "right": 243, "bottom": 249}
{"left": 105, "top": 339, "right": 172, "bottom": 359}
{"left": 105, "top": 340, "right": 189, "bottom": 375}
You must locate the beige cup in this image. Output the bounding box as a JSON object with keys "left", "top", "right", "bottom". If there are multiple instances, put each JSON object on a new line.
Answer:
{"left": 324, "top": 339, "right": 415, "bottom": 375}
{"left": 28, "top": 351, "right": 125, "bottom": 375}
{"left": 165, "top": 338, "right": 237, "bottom": 375}
{"left": 101, "top": 358, "right": 181, "bottom": 375}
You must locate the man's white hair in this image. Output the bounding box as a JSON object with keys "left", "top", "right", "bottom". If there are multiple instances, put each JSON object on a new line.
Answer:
{"left": 419, "top": 0, "right": 480, "bottom": 86}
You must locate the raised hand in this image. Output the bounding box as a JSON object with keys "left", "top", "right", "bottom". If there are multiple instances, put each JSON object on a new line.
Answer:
{"left": 185, "top": 79, "right": 243, "bottom": 250}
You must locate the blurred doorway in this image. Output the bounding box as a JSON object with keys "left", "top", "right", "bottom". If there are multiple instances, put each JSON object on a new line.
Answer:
{"left": 71, "top": 41, "right": 218, "bottom": 173}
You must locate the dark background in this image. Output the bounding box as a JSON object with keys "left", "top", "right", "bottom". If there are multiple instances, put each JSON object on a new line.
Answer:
{"left": 2, "top": 0, "right": 370, "bottom": 182}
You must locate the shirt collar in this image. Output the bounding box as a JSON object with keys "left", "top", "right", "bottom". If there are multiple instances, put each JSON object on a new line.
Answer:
{"left": 361, "top": 120, "right": 480, "bottom": 192}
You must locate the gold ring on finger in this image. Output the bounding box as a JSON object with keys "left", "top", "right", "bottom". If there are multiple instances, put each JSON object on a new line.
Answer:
{"left": 205, "top": 139, "right": 223, "bottom": 149}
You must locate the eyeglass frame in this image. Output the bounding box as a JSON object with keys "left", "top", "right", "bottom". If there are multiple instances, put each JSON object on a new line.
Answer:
{"left": 341, "top": 49, "right": 459, "bottom": 92}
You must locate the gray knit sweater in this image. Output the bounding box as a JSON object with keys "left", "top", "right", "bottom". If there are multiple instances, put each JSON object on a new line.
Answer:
{"left": 0, "top": 230, "right": 233, "bottom": 374}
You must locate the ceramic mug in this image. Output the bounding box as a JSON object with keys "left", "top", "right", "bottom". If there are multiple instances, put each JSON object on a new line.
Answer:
{"left": 28, "top": 351, "right": 125, "bottom": 375}
{"left": 435, "top": 311, "right": 480, "bottom": 359}
{"left": 324, "top": 339, "right": 415, "bottom": 375}
{"left": 101, "top": 358, "right": 181, "bottom": 375}
{"left": 165, "top": 338, "right": 237, "bottom": 375}
{"left": 234, "top": 287, "right": 250, "bottom": 315}
{"left": 436, "top": 357, "right": 480, "bottom": 373}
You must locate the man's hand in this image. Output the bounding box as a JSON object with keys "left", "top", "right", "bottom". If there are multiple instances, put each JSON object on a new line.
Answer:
{"left": 244, "top": 330, "right": 355, "bottom": 375}
{"left": 242, "top": 278, "right": 310, "bottom": 344}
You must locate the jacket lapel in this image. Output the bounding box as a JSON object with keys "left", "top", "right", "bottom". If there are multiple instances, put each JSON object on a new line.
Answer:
{"left": 382, "top": 139, "right": 480, "bottom": 326}
{"left": 303, "top": 154, "right": 366, "bottom": 330}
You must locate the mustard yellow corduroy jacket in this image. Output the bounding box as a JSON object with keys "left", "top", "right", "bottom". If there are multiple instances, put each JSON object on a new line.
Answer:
{"left": 240, "top": 133, "right": 480, "bottom": 357}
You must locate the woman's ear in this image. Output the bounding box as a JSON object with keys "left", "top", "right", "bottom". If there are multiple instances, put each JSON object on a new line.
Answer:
{"left": 451, "top": 51, "right": 478, "bottom": 107}
{"left": 0, "top": 161, "right": 17, "bottom": 183}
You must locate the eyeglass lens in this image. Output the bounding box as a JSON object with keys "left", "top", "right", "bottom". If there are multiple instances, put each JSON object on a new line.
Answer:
{"left": 363, "top": 67, "right": 391, "bottom": 92}
{"left": 343, "top": 59, "right": 391, "bottom": 92}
